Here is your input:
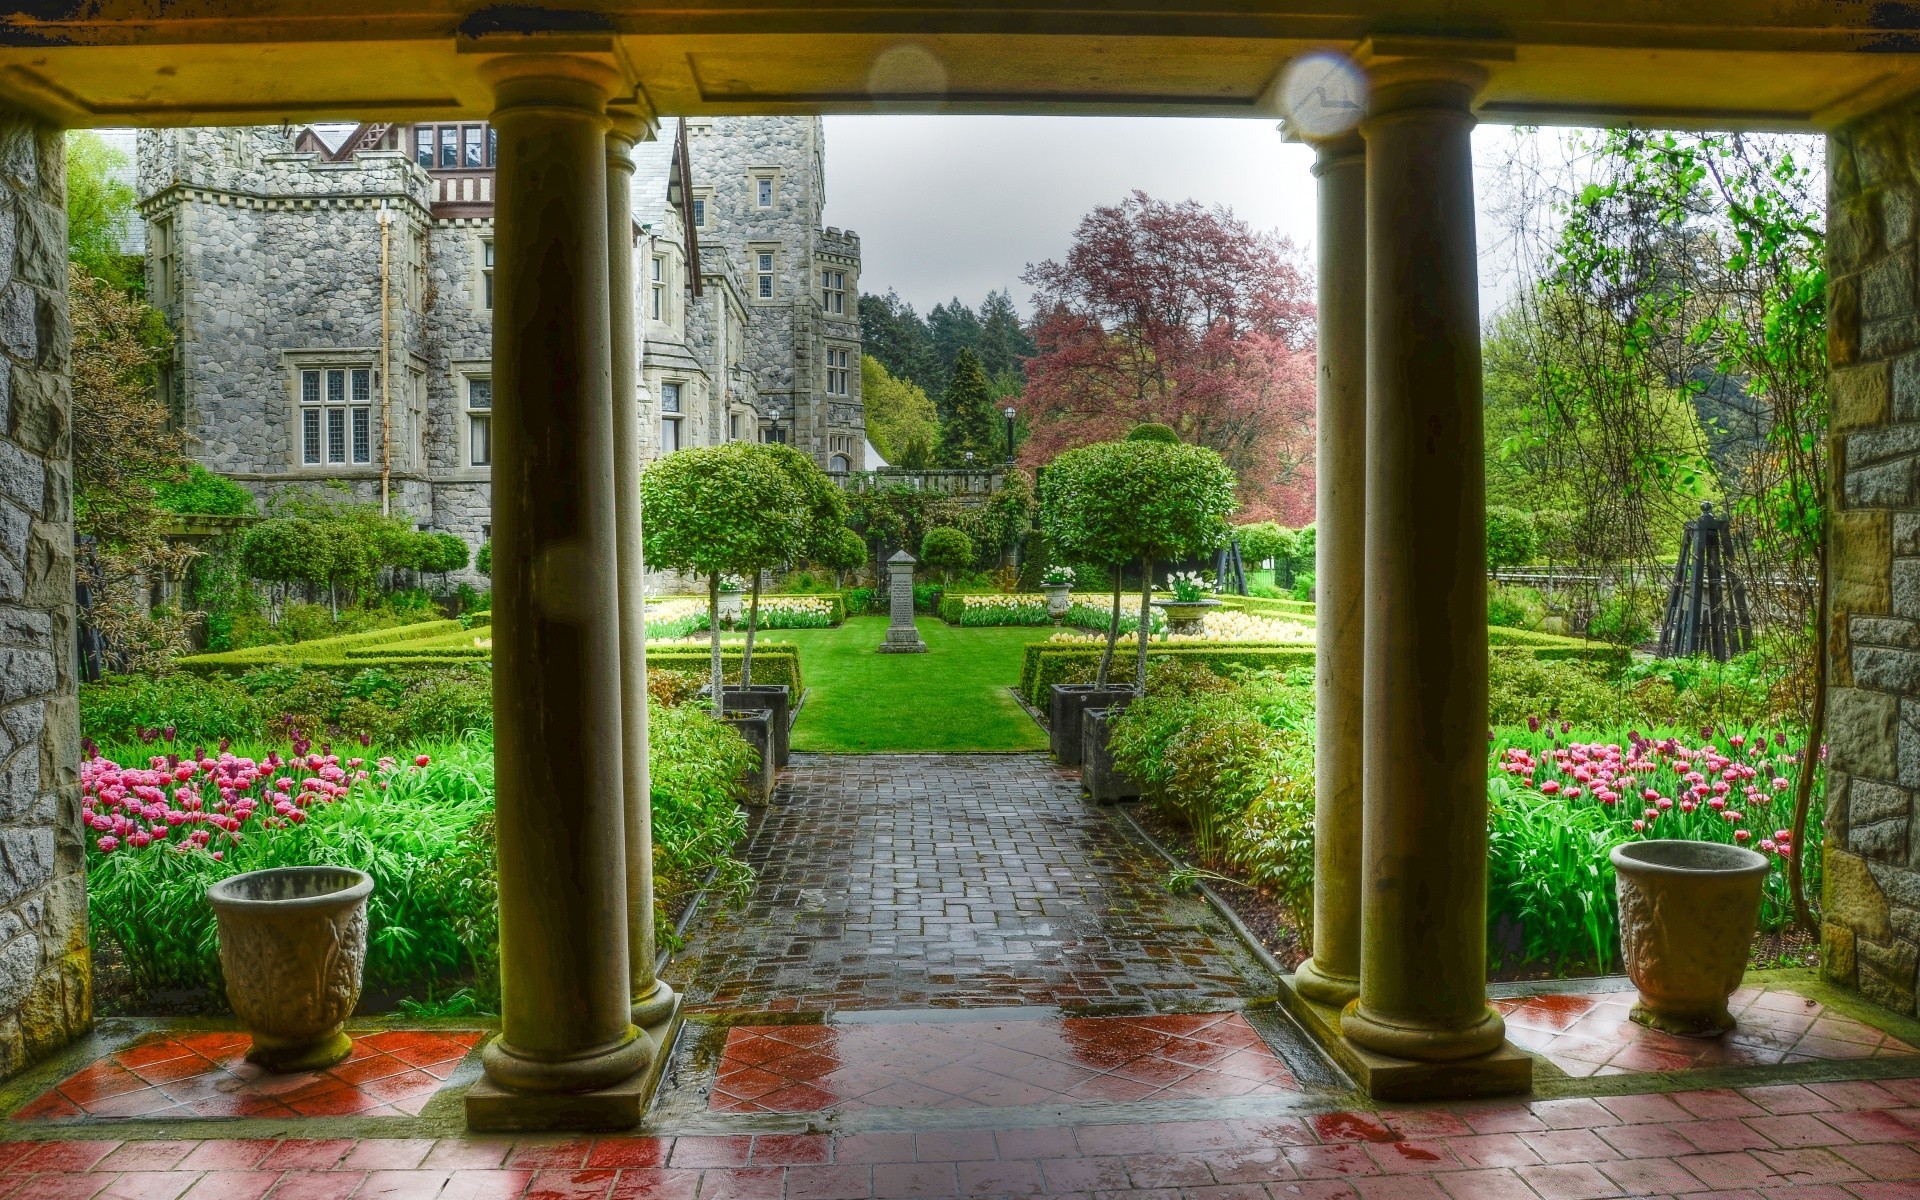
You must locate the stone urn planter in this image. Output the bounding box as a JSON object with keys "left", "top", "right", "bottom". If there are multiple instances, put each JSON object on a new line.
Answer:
{"left": 1611, "top": 839, "right": 1770, "bottom": 1036}
{"left": 716, "top": 587, "right": 745, "bottom": 622}
{"left": 1151, "top": 597, "right": 1220, "bottom": 636}
{"left": 722, "top": 707, "right": 776, "bottom": 803}
{"left": 207, "top": 866, "right": 373, "bottom": 1072}
{"left": 1082, "top": 702, "right": 1141, "bottom": 803}
{"left": 722, "top": 683, "right": 792, "bottom": 767}
{"left": 1049, "top": 683, "right": 1135, "bottom": 765}
{"left": 1042, "top": 583, "right": 1073, "bottom": 621}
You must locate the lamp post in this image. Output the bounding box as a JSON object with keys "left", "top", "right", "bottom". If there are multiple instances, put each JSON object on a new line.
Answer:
{"left": 1003, "top": 405, "right": 1017, "bottom": 465}
{"left": 767, "top": 406, "right": 782, "bottom": 445}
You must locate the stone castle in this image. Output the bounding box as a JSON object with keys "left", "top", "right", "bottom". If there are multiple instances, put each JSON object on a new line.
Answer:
{"left": 134, "top": 117, "right": 866, "bottom": 558}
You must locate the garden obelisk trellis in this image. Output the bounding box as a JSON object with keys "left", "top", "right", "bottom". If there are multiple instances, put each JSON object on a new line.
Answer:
{"left": 1658, "top": 502, "right": 1754, "bottom": 662}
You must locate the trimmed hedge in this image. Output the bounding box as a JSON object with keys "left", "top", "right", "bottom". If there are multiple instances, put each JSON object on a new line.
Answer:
{"left": 179, "top": 615, "right": 803, "bottom": 694}
{"left": 936, "top": 594, "right": 1050, "bottom": 626}
{"left": 1018, "top": 630, "right": 1627, "bottom": 707}
{"left": 1218, "top": 594, "right": 1318, "bottom": 620}
{"left": 648, "top": 646, "right": 804, "bottom": 695}
{"left": 1021, "top": 642, "right": 1315, "bottom": 706}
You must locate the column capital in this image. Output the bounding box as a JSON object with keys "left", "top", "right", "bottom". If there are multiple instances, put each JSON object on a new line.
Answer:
{"left": 1310, "top": 132, "right": 1365, "bottom": 174}
{"left": 480, "top": 52, "right": 623, "bottom": 116}
{"left": 1356, "top": 38, "right": 1509, "bottom": 115}
{"left": 607, "top": 106, "right": 657, "bottom": 151}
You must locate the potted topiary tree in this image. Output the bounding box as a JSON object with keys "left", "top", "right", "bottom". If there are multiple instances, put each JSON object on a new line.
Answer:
{"left": 731, "top": 444, "right": 848, "bottom": 768}
{"left": 1037, "top": 447, "right": 1130, "bottom": 765}
{"left": 640, "top": 443, "right": 807, "bottom": 799}
{"left": 1055, "top": 439, "right": 1236, "bottom": 798}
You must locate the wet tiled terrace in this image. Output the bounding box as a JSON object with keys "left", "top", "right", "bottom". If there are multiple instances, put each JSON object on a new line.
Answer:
{"left": 5, "top": 754, "right": 1920, "bottom": 1197}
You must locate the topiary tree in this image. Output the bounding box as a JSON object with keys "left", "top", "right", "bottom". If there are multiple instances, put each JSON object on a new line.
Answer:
{"left": 476, "top": 540, "right": 492, "bottom": 577}
{"left": 749, "top": 444, "right": 849, "bottom": 683}
{"left": 1234, "top": 521, "right": 1294, "bottom": 573}
{"left": 1042, "top": 440, "right": 1236, "bottom": 690}
{"left": 920, "top": 526, "right": 974, "bottom": 584}
{"left": 416, "top": 531, "right": 470, "bottom": 580}
{"left": 820, "top": 526, "right": 869, "bottom": 589}
{"left": 640, "top": 443, "right": 809, "bottom": 713}
{"left": 239, "top": 518, "right": 331, "bottom": 624}
{"left": 1486, "top": 505, "right": 1540, "bottom": 571}
{"left": 1125, "top": 422, "right": 1179, "bottom": 444}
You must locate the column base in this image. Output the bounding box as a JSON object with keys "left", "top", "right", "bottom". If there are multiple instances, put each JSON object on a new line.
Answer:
{"left": 1278, "top": 974, "right": 1531, "bottom": 1101}
{"left": 466, "top": 997, "right": 683, "bottom": 1131}
{"left": 1291, "top": 957, "right": 1360, "bottom": 1008}
{"left": 1342, "top": 997, "right": 1507, "bottom": 1062}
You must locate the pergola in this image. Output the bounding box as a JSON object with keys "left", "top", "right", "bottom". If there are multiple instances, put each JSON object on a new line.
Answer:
{"left": 0, "top": 1, "right": 1911, "bottom": 1128}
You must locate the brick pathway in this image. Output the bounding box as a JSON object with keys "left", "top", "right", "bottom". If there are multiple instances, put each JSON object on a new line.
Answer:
{"left": 663, "top": 754, "right": 1270, "bottom": 1014}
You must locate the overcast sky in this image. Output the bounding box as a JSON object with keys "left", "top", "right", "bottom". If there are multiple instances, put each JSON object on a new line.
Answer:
{"left": 820, "top": 116, "right": 1563, "bottom": 321}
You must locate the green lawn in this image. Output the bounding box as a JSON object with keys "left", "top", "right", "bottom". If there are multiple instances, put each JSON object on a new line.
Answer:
{"left": 762, "top": 615, "right": 1050, "bottom": 753}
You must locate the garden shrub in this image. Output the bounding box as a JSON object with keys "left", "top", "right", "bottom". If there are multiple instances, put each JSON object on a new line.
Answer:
{"left": 80, "top": 673, "right": 262, "bottom": 747}
{"left": 1485, "top": 505, "right": 1539, "bottom": 569}
{"left": 1487, "top": 655, "right": 1637, "bottom": 727}
{"left": 1289, "top": 572, "right": 1315, "bottom": 602}
{"left": 843, "top": 587, "right": 877, "bottom": 615}
{"left": 1226, "top": 730, "right": 1316, "bottom": 931}
{"left": 1587, "top": 590, "right": 1658, "bottom": 647}
{"left": 1488, "top": 584, "right": 1548, "bottom": 630}
{"left": 920, "top": 527, "right": 974, "bottom": 582}
{"left": 1125, "top": 422, "right": 1179, "bottom": 443}
{"left": 155, "top": 464, "right": 257, "bottom": 517}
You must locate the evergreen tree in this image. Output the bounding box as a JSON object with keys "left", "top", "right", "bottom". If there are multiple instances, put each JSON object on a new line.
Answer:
{"left": 858, "top": 290, "right": 937, "bottom": 394}
{"left": 976, "top": 288, "right": 1034, "bottom": 384}
{"left": 936, "top": 348, "right": 1001, "bottom": 466}
{"left": 927, "top": 298, "right": 984, "bottom": 409}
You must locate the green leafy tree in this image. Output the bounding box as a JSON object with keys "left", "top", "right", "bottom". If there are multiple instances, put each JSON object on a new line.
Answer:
{"left": 861, "top": 354, "right": 939, "bottom": 467}
{"left": 745, "top": 444, "right": 849, "bottom": 681}
{"left": 936, "top": 348, "right": 1001, "bottom": 467}
{"left": 1234, "top": 521, "right": 1294, "bottom": 571}
{"left": 927, "top": 299, "right": 985, "bottom": 406}
{"left": 819, "top": 526, "right": 869, "bottom": 589}
{"left": 1485, "top": 506, "right": 1540, "bottom": 570}
{"left": 68, "top": 132, "right": 139, "bottom": 291}
{"left": 1042, "top": 440, "right": 1236, "bottom": 688}
{"left": 640, "top": 443, "right": 809, "bottom": 711}
{"left": 920, "top": 527, "right": 973, "bottom": 584}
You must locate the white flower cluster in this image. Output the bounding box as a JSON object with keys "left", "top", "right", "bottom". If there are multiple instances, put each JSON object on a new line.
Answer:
{"left": 1047, "top": 609, "right": 1311, "bottom": 645}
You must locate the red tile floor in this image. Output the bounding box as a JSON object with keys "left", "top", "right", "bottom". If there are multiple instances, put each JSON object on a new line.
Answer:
{"left": 13, "top": 1031, "right": 484, "bottom": 1121}
{"left": 1498, "top": 986, "right": 1918, "bottom": 1079}
{"left": 710, "top": 1013, "right": 1297, "bottom": 1114}
{"left": 1, "top": 1080, "right": 1919, "bottom": 1199}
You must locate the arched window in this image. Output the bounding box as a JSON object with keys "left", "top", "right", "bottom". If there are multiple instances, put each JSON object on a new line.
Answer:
{"left": 829, "top": 454, "right": 851, "bottom": 474}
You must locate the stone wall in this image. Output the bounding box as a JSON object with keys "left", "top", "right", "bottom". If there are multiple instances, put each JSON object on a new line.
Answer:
{"left": 0, "top": 109, "right": 89, "bottom": 1075}
{"left": 1822, "top": 96, "right": 1920, "bottom": 1015}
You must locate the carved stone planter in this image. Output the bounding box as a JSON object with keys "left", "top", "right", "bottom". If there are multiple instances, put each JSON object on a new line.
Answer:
{"left": 723, "top": 683, "right": 791, "bottom": 767}
{"left": 1082, "top": 702, "right": 1141, "bottom": 804}
{"left": 1049, "top": 683, "right": 1135, "bottom": 765}
{"left": 207, "top": 866, "right": 372, "bottom": 1072}
{"left": 1042, "top": 584, "right": 1072, "bottom": 621}
{"left": 1152, "top": 597, "right": 1219, "bottom": 636}
{"left": 723, "top": 708, "right": 776, "bottom": 803}
{"left": 716, "top": 589, "right": 745, "bottom": 622}
{"left": 1611, "top": 839, "right": 1769, "bottom": 1036}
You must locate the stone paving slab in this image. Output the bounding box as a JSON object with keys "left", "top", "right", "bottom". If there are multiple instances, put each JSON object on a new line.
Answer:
{"left": 663, "top": 754, "right": 1272, "bottom": 1015}
{"left": 0, "top": 1080, "right": 1918, "bottom": 1199}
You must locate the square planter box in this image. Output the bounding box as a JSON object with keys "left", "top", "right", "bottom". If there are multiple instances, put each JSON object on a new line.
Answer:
{"left": 1082, "top": 703, "right": 1141, "bottom": 804}
{"left": 721, "top": 708, "right": 775, "bottom": 804}
{"left": 722, "top": 683, "right": 792, "bottom": 767}
{"left": 1049, "top": 683, "right": 1137, "bottom": 765}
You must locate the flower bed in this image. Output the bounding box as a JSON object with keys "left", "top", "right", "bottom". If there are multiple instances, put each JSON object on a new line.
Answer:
{"left": 938, "top": 593, "right": 1051, "bottom": 626}
{"left": 87, "top": 696, "right": 758, "bottom": 1015}
{"left": 1042, "top": 609, "right": 1312, "bottom": 645}
{"left": 1488, "top": 726, "right": 1819, "bottom": 969}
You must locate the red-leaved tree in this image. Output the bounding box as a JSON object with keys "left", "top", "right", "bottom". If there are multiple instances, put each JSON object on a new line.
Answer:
{"left": 1018, "top": 191, "right": 1317, "bottom": 522}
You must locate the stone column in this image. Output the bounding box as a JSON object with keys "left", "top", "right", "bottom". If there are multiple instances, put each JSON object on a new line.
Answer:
{"left": 1341, "top": 58, "right": 1507, "bottom": 1063}
{"left": 474, "top": 54, "right": 649, "bottom": 1108}
{"left": 1293, "top": 132, "right": 1366, "bottom": 1009}
{"left": 879, "top": 551, "right": 927, "bottom": 652}
{"left": 606, "top": 114, "right": 677, "bottom": 1032}
{"left": 1820, "top": 95, "right": 1920, "bottom": 1014}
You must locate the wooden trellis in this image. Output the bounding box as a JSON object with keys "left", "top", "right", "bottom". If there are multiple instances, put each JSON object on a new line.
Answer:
{"left": 1657, "top": 502, "right": 1755, "bottom": 661}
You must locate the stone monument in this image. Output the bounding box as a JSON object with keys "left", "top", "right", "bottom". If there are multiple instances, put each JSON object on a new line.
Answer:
{"left": 878, "top": 550, "right": 928, "bottom": 653}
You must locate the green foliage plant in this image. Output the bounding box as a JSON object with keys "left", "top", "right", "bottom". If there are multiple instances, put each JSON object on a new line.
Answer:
{"left": 154, "top": 465, "right": 258, "bottom": 517}
{"left": 935, "top": 347, "right": 1003, "bottom": 466}
{"left": 920, "top": 526, "right": 974, "bottom": 583}
{"left": 640, "top": 443, "right": 809, "bottom": 712}
{"left": 1125, "top": 422, "right": 1179, "bottom": 444}
{"left": 1485, "top": 505, "right": 1540, "bottom": 570}
{"left": 1040, "top": 439, "right": 1235, "bottom": 690}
